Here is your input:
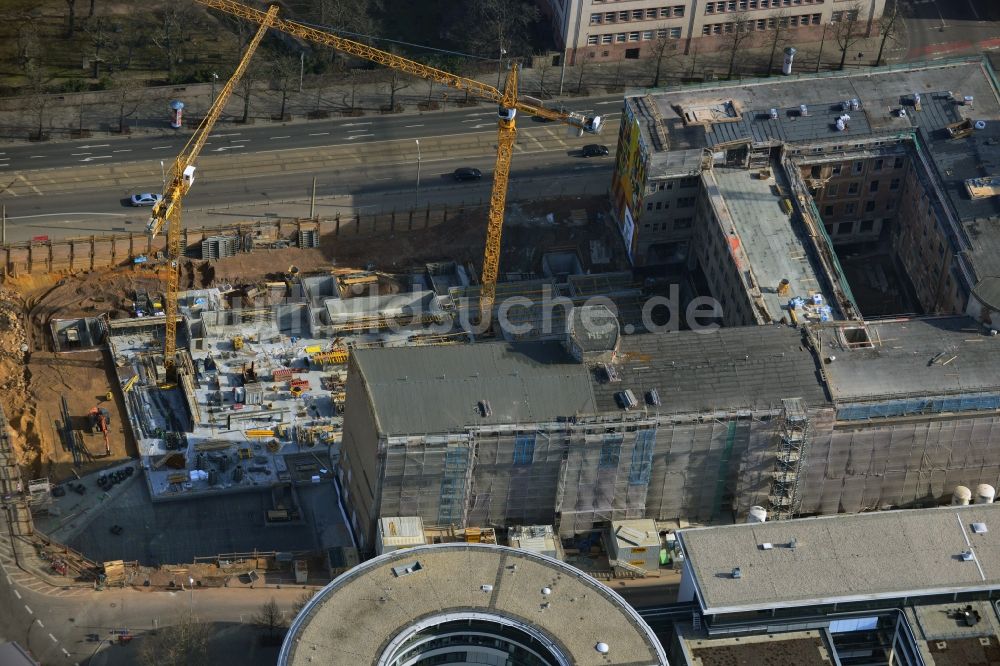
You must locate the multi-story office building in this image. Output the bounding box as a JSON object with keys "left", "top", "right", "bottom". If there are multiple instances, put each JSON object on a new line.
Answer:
{"left": 541, "top": 0, "right": 885, "bottom": 65}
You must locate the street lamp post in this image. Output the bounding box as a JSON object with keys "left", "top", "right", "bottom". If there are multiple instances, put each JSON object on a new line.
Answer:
{"left": 211, "top": 72, "right": 219, "bottom": 102}
{"left": 415, "top": 139, "right": 421, "bottom": 206}
{"left": 496, "top": 48, "right": 507, "bottom": 91}
{"left": 188, "top": 576, "right": 194, "bottom": 612}
{"left": 160, "top": 160, "right": 166, "bottom": 190}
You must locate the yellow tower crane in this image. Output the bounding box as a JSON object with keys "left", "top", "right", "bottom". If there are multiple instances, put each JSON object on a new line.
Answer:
{"left": 147, "top": 5, "right": 279, "bottom": 376}
{"left": 194, "top": 0, "right": 603, "bottom": 324}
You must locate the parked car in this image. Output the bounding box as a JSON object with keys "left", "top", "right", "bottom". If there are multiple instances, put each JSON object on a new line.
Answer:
{"left": 129, "top": 193, "right": 163, "bottom": 207}
{"left": 453, "top": 167, "right": 482, "bottom": 182}
{"left": 581, "top": 144, "right": 610, "bottom": 157}
{"left": 51, "top": 485, "right": 66, "bottom": 498}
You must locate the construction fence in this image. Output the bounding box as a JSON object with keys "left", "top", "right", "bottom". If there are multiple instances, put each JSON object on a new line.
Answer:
{"left": 0, "top": 202, "right": 481, "bottom": 279}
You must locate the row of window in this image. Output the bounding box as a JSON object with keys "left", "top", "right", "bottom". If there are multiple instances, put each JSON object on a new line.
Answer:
{"left": 587, "top": 27, "right": 682, "bottom": 44}
{"left": 826, "top": 177, "right": 901, "bottom": 198}
{"left": 831, "top": 9, "right": 860, "bottom": 22}
{"left": 706, "top": 0, "right": 824, "bottom": 14}
{"left": 824, "top": 219, "right": 878, "bottom": 236}
{"left": 702, "top": 13, "right": 820, "bottom": 34}
{"left": 824, "top": 198, "right": 895, "bottom": 216}
{"left": 589, "top": 6, "right": 685, "bottom": 24}
{"left": 643, "top": 217, "right": 694, "bottom": 231}
{"left": 829, "top": 156, "right": 906, "bottom": 176}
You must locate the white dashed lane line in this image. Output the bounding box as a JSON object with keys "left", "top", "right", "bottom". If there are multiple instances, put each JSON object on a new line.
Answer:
{"left": 24, "top": 604, "right": 32, "bottom": 614}
{"left": 13, "top": 589, "right": 20, "bottom": 599}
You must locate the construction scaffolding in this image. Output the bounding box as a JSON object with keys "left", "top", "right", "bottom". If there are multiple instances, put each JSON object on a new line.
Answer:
{"left": 767, "top": 398, "right": 811, "bottom": 521}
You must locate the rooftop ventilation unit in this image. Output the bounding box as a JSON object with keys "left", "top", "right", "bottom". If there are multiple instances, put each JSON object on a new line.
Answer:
{"left": 799, "top": 104, "right": 808, "bottom": 117}
{"left": 478, "top": 400, "right": 493, "bottom": 418}
{"left": 616, "top": 389, "right": 638, "bottom": 410}
{"left": 972, "top": 522, "right": 988, "bottom": 534}
{"left": 961, "top": 550, "right": 975, "bottom": 561}
{"left": 602, "top": 363, "right": 621, "bottom": 383}
{"left": 646, "top": 389, "right": 661, "bottom": 407}
{"left": 731, "top": 567, "right": 742, "bottom": 579}
{"left": 770, "top": 108, "right": 778, "bottom": 120}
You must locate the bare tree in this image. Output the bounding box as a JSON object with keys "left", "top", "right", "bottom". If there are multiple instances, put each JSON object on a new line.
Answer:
{"left": 647, "top": 27, "right": 677, "bottom": 88}
{"left": 65, "top": 0, "right": 78, "bottom": 38}
{"left": 722, "top": 12, "right": 754, "bottom": 79}
{"left": 832, "top": 2, "right": 865, "bottom": 70}
{"left": 138, "top": 613, "right": 210, "bottom": 666}
{"left": 106, "top": 73, "right": 140, "bottom": 133}
{"left": 291, "top": 590, "right": 315, "bottom": 616}
{"left": 114, "top": 17, "right": 147, "bottom": 71}
{"left": 576, "top": 53, "right": 592, "bottom": 94}
{"left": 383, "top": 69, "right": 409, "bottom": 112}
{"left": 463, "top": 0, "right": 541, "bottom": 60}
{"left": 15, "top": 20, "right": 42, "bottom": 77}
{"left": 85, "top": 16, "right": 114, "bottom": 79}
{"left": 237, "top": 62, "right": 262, "bottom": 123}
{"left": 875, "top": 0, "right": 903, "bottom": 66}
{"left": 766, "top": 11, "right": 791, "bottom": 75}
{"left": 534, "top": 54, "right": 555, "bottom": 97}
{"left": 253, "top": 597, "right": 286, "bottom": 640}
{"left": 152, "top": 6, "right": 192, "bottom": 81}
{"left": 269, "top": 54, "right": 299, "bottom": 120}
{"left": 25, "top": 62, "right": 50, "bottom": 140}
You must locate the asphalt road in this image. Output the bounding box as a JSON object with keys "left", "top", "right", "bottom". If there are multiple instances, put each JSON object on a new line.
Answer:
{"left": 0, "top": 96, "right": 623, "bottom": 242}
{"left": 902, "top": 0, "right": 1000, "bottom": 59}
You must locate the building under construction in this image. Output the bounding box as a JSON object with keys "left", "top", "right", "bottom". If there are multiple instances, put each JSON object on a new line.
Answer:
{"left": 340, "top": 303, "right": 1000, "bottom": 552}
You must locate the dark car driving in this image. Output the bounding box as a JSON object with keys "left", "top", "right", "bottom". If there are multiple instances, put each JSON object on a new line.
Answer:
{"left": 581, "top": 144, "right": 610, "bottom": 157}
{"left": 453, "top": 167, "right": 482, "bottom": 181}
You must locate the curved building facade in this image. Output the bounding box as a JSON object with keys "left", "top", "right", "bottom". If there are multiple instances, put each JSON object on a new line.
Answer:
{"left": 279, "top": 543, "right": 667, "bottom": 666}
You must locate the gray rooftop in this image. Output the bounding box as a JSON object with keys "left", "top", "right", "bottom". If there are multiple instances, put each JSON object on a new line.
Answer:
{"left": 352, "top": 342, "right": 596, "bottom": 436}
{"left": 591, "top": 325, "right": 829, "bottom": 415}
{"left": 281, "top": 543, "right": 667, "bottom": 666}
{"left": 711, "top": 167, "right": 838, "bottom": 321}
{"left": 811, "top": 316, "right": 1000, "bottom": 403}
{"left": 678, "top": 503, "right": 1000, "bottom": 614}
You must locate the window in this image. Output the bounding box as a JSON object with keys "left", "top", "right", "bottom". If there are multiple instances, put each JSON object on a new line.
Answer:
{"left": 706, "top": 4, "right": 715, "bottom": 13}
{"left": 587, "top": 35, "right": 599, "bottom": 45}
{"left": 600, "top": 434, "right": 623, "bottom": 468}
{"left": 646, "top": 202, "right": 654, "bottom": 211}
{"left": 629, "top": 430, "right": 656, "bottom": 485}
{"left": 727, "top": 0, "right": 736, "bottom": 9}
{"left": 674, "top": 5, "right": 684, "bottom": 17}
{"left": 605, "top": 11, "right": 616, "bottom": 22}
{"left": 838, "top": 221, "right": 854, "bottom": 235}
{"left": 789, "top": 15, "right": 799, "bottom": 26}
{"left": 647, "top": 8, "right": 658, "bottom": 18}
{"left": 678, "top": 196, "right": 696, "bottom": 207}
{"left": 513, "top": 435, "right": 535, "bottom": 465}
{"left": 757, "top": 18, "right": 767, "bottom": 29}
{"left": 625, "top": 47, "right": 640, "bottom": 58}
{"left": 602, "top": 35, "right": 613, "bottom": 44}
{"left": 642, "top": 30, "right": 654, "bottom": 40}
{"left": 874, "top": 158, "right": 883, "bottom": 170}
{"left": 848, "top": 182, "right": 859, "bottom": 194}
{"left": 590, "top": 13, "right": 602, "bottom": 24}
{"left": 894, "top": 157, "right": 904, "bottom": 168}
{"left": 865, "top": 200, "right": 876, "bottom": 212}
{"left": 657, "top": 182, "right": 666, "bottom": 191}
{"left": 832, "top": 164, "right": 842, "bottom": 175}
{"left": 703, "top": 25, "right": 712, "bottom": 35}
{"left": 853, "top": 160, "right": 864, "bottom": 174}
{"left": 660, "top": 7, "right": 672, "bottom": 17}
{"left": 681, "top": 176, "right": 699, "bottom": 188}
{"left": 616, "top": 33, "right": 627, "bottom": 42}
{"left": 827, "top": 183, "right": 839, "bottom": 196}
{"left": 656, "top": 28, "right": 668, "bottom": 37}
{"left": 632, "top": 9, "right": 644, "bottom": 19}
{"left": 824, "top": 205, "right": 834, "bottom": 216}
{"left": 860, "top": 219, "right": 875, "bottom": 232}
{"left": 619, "top": 10, "right": 629, "bottom": 20}
{"left": 750, "top": 0, "right": 758, "bottom": 6}
{"left": 845, "top": 202, "right": 857, "bottom": 214}
{"left": 869, "top": 180, "right": 879, "bottom": 192}
{"left": 674, "top": 217, "right": 693, "bottom": 229}
{"left": 890, "top": 177, "right": 900, "bottom": 190}
{"left": 655, "top": 201, "right": 662, "bottom": 209}
{"left": 713, "top": 24, "right": 722, "bottom": 34}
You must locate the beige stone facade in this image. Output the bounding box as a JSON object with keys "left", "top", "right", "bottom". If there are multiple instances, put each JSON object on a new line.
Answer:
{"left": 543, "top": 0, "right": 886, "bottom": 65}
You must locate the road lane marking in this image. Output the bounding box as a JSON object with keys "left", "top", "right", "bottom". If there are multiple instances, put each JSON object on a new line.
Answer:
{"left": 210, "top": 133, "right": 242, "bottom": 138}
{"left": 595, "top": 101, "right": 621, "bottom": 106}
{"left": 29, "top": 155, "right": 45, "bottom": 159}
{"left": 49, "top": 632, "right": 57, "bottom": 643}
{"left": 346, "top": 134, "right": 375, "bottom": 140}
{"left": 151, "top": 145, "right": 174, "bottom": 150}
{"left": 13, "top": 589, "right": 20, "bottom": 599}
{"left": 36, "top": 620, "right": 43, "bottom": 628}
{"left": 80, "top": 144, "right": 109, "bottom": 148}
{"left": 80, "top": 156, "right": 112, "bottom": 162}
{"left": 308, "top": 132, "right": 330, "bottom": 136}
{"left": 24, "top": 604, "right": 32, "bottom": 614}
{"left": 269, "top": 135, "right": 291, "bottom": 139}
{"left": 404, "top": 124, "right": 424, "bottom": 128}
{"left": 211, "top": 145, "right": 247, "bottom": 152}
{"left": 70, "top": 153, "right": 92, "bottom": 156}
{"left": 112, "top": 149, "right": 132, "bottom": 153}
{"left": 5, "top": 575, "right": 10, "bottom": 585}
{"left": 342, "top": 122, "right": 372, "bottom": 126}
{"left": 62, "top": 648, "right": 71, "bottom": 657}
{"left": 4, "top": 212, "right": 127, "bottom": 220}
{"left": 17, "top": 174, "right": 42, "bottom": 196}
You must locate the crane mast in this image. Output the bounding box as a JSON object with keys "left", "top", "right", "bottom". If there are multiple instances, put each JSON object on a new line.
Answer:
{"left": 148, "top": 4, "right": 279, "bottom": 376}
{"left": 195, "top": 0, "right": 603, "bottom": 326}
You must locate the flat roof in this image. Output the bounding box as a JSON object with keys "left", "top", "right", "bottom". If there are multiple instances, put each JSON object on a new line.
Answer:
{"left": 710, "top": 167, "right": 838, "bottom": 322}
{"left": 678, "top": 503, "right": 1000, "bottom": 614}
{"left": 280, "top": 543, "right": 667, "bottom": 666}
{"left": 811, "top": 316, "right": 1000, "bottom": 402}
{"left": 683, "top": 630, "right": 831, "bottom": 666}
{"left": 353, "top": 342, "right": 597, "bottom": 436}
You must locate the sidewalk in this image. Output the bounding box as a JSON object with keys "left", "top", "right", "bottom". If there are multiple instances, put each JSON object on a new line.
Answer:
{"left": 0, "top": 23, "right": 925, "bottom": 145}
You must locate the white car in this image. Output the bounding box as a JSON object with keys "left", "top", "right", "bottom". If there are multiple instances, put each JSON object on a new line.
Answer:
{"left": 130, "top": 193, "right": 163, "bottom": 207}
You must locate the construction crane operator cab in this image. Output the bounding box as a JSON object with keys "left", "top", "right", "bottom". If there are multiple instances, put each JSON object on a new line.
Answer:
{"left": 498, "top": 106, "right": 517, "bottom": 122}
{"left": 584, "top": 115, "right": 603, "bottom": 133}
